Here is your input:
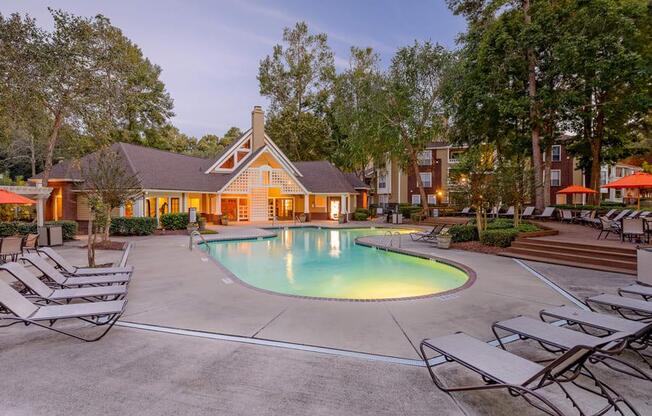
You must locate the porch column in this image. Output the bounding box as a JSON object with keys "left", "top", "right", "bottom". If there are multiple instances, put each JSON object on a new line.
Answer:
{"left": 36, "top": 196, "right": 45, "bottom": 227}
{"left": 216, "top": 193, "right": 222, "bottom": 215}
{"left": 119, "top": 205, "right": 125, "bottom": 217}
{"left": 155, "top": 197, "right": 160, "bottom": 222}
{"left": 181, "top": 193, "right": 188, "bottom": 212}
{"left": 133, "top": 198, "right": 144, "bottom": 217}
{"left": 304, "top": 193, "right": 309, "bottom": 213}
{"left": 341, "top": 194, "right": 347, "bottom": 215}
{"left": 167, "top": 196, "right": 172, "bottom": 214}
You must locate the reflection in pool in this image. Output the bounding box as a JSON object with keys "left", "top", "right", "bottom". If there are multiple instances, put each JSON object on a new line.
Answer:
{"left": 205, "top": 227, "right": 469, "bottom": 300}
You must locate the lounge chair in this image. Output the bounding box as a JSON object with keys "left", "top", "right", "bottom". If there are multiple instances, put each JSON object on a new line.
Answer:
{"left": 488, "top": 206, "right": 499, "bottom": 218}
{"left": 455, "top": 207, "right": 471, "bottom": 216}
{"left": 579, "top": 210, "right": 596, "bottom": 227}
{"left": 492, "top": 315, "right": 650, "bottom": 381}
{"left": 626, "top": 210, "right": 641, "bottom": 219}
{"left": 1, "top": 262, "right": 127, "bottom": 303}
{"left": 611, "top": 209, "right": 631, "bottom": 223}
{"left": 37, "top": 247, "right": 133, "bottom": 276}
{"left": 602, "top": 209, "right": 618, "bottom": 219}
{"left": 587, "top": 293, "right": 652, "bottom": 322}
{"left": 0, "top": 236, "right": 23, "bottom": 263}
{"left": 521, "top": 206, "right": 535, "bottom": 219}
{"left": 639, "top": 211, "right": 650, "bottom": 219}
{"left": 560, "top": 209, "right": 574, "bottom": 223}
{"left": 597, "top": 216, "right": 620, "bottom": 240}
{"left": 20, "top": 254, "right": 131, "bottom": 287}
{"left": 420, "top": 332, "right": 638, "bottom": 416}
{"left": 410, "top": 224, "right": 444, "bottom": 241}
{"left": 498, "top": 206, "right": 514, "bottom": 217}
{"left": 533, "top": 207, "right": 555, "bottom": 220}
{"left": 0, "top": 278, "right": 126, "bottom": 342}
{"left": 540, "top": 306, "right": 651, "bottom": 367}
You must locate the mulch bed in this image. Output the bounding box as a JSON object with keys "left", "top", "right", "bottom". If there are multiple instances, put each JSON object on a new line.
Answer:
{"left": 79, "top": 240, "right": 127, "bottom": 251}
{"left": 451, "top": 241, "right": 504, "bottom": 255}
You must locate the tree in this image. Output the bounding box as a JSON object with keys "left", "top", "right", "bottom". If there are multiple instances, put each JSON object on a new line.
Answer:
{"left": 258, "top": 22, "right": 335, "bottom": 161}
{"left": 329, "top": 47, "right": 385, "bottom": 174}
{"left": 376, "top": 41, "right": 451, "bottom": 214}
{"left": 0, "top": 9, "right": 174, "bottom": 185}
{"left": 81, "top": 147, "right": 142, "bottom": 249}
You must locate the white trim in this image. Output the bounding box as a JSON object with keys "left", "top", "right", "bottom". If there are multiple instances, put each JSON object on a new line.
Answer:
{"left": 217, "top": 147, "right": 309, "bottom": 195}
{"left": 263, "top": 133, "right": 302, "bottom": 177}
{"left": 550, "top": 169, "right": 561, "bottom": 187}
{"left": 203, "top": 129, "right": 253, "bottom": 174}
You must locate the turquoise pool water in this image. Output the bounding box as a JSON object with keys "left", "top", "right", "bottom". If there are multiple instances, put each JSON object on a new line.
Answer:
{"left": 205, "top": 227, "right": 469, "bottom": 300}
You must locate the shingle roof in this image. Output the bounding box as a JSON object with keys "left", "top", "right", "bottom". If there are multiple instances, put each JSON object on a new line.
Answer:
{"left": 294, "top": 161, "right": 356, "bottom": 193}
{"left": 344, "top": 173, "right": 370, "bottom": 189}
{"left": 33, "top": 142, "right": 357, "bottom": 195}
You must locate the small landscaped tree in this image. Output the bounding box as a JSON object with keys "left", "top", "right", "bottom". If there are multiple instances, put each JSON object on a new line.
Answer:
{"left": 449, "top": 145, "right": 498, "bottom": 235}
{"left": 495, "top": 156, "right": 533, "bottom": 227}
{"left": 81, "top": 147, "right": 141, "bottom": 266}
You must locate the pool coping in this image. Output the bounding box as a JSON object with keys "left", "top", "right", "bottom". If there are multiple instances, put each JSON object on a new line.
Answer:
{"left": 199, "top": 226, "right": 477, "bottom": 303}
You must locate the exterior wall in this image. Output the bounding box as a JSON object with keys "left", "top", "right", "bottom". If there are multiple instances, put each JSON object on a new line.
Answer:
{"left": 406, "top": 147, "right": 463, "bottom": 206}
{"left": 44, "top": 181, "right": 77, "bottom": 221}
{"left": 549, "top": 144, "right": 579, "bottom": 204}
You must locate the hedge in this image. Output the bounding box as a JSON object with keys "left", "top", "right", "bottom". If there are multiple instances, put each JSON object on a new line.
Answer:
{"left": 160, "top": 212, "right": 189, "bottom": 230}
{"left": 0, "top": 220, "right": 77, "bottom": 240}
{"left": 110, "top": 217, "right": 157, "bottom": 236}
{"left": 353, "top": 211, "right": 368, "bottom": 221}
{"left": 449, "top": 224, "right": 478, "bottom": 242}
{"left": 479, "top": 229, "right": 520, "bottom": 247}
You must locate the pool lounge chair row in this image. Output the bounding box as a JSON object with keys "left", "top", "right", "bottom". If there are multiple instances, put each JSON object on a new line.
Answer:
{"left": 0, "top": 247, "right": 133, "bottom": 342}
{"left": 420, "top": 265, "right": 652, "bottom": 415}
{"left": 409, "top": 224, "right": 451, "bottom": 242}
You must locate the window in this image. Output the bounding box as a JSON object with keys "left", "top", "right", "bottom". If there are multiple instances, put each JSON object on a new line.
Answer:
{"left": 550, "top": 170, "right": 561, "bottom": 187}
{"left": 449, "top": 151, "right": 462, "bottom": 163}
{"left": 419, "top": 172, "right": 432, "bottom": 187}
{"left": 411, "top": 194, "right": 421, "bottom": 205}
{"left": 551, "top": 145, "right": 561, "bottom": 162}
{"left": 615, "top": 189, "right": 622, "bottom": 199}
{"left": 378, "top": 194, "right": 389, "bottom": 205}
{"left": 600, "top": 170, "right": 607, "bottom": 186}
{"left": 427, "top": 194, "right": 436, "bottom": 205}
{"left": 378, "top": 173, "right": 387, "bottom": 189}
{"left": 616, "top": 167, "right": 623, "bottom": 177}
{"left": 170, "top": 198, "right": 180, "bottom": 213}
{"left": 418, "top": 151, "right": 432, "bottom": 166}
{"left": 314, "top": 195, "right": 326, "bottom": 207}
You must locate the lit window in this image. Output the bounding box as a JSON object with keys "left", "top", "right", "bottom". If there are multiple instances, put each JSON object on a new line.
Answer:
{"left": 411, "top": 194, "right": 421, "bottom": 205}
{"left": 170, "top": 198, "right": 180, "bottom": 213}
{"left": 550, "top": 170, "right": 561, "bottom": 187}
{"left": 551, "top": 145, "right": 561, "bottom": 162}
{"left": 419, "top": 172, "right": 432, "bottom": 187}
{"left": 427, "top": 194, "right": 436, "bottom": 204}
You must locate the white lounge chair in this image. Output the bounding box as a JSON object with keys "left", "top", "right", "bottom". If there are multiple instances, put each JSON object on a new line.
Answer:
{"left": 21, "top": 254, "right": 130, "bottom": 287}
{"left": 37, "top": 247, "right": 133, "bottom": 276}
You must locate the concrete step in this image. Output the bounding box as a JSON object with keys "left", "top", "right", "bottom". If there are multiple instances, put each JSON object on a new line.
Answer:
{"left": 500, "top": 244, "right": 636, "bottom": 272}
{"left": 499, "top": 251, "right": 637, "bottom": 275}
{"left": 510, "top": 241, "right": 636, "bottom": 262}
{"left": 518, "top": 238, "right": 636, "bottom": 255}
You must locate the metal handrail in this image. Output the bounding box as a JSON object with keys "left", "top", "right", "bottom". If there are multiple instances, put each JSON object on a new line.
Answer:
{"left": 189, "top": 230, "right": 208, "bottom": 251}
{"left": 383, "top": 231, "right": 402, "bottom": 249}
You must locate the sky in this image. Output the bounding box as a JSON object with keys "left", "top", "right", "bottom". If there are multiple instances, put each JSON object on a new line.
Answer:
{"left": 0, "top": 0, "right": 467, "bottom": 138}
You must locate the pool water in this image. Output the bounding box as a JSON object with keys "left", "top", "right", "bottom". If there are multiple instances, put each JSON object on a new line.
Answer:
{"left": 205, "top": 227, "right": 469, "bottom": 300}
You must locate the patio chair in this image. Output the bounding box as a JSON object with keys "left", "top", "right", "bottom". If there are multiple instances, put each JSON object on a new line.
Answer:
{"left": 586, "top": 293, "right": 652, "bottom": 322}
{"left": 533, "top": 207, "right": 555, "bottom": 221}
{"left": 1, "top": 262, "right": 127, "bottom": 303}
{"left": 621, "top": 218, "right": 647, "bottom": 243}
{"left": 0, "top": 278, "right": 126, "bottom": 342}
{"left": 579, "top": 210, "right": 596, "bottom": 227}
{"left": 492, "top": 315, "right": 651, "bottom": 381}
{"left": 498, "top": 206, "right": 514, "bottom": 217}
{"left": 619, "top": 284, "right": 652, "bottom": 301}
{"left": 455, "top": 207, "right": 471, "bottom": 216}
{"left": 639, "top": 211, "right": 650, "bottom": 218}
{"left": 611, "top": 209, "right": 631, "bottom": 223}
{"left": 37, "top": 247, "right": 133, "bottom": 276}
{"left": 560, "top": 209, "right": 574, "bottom": 223}
{"left": 540, "top": 306, "right": 651, "bottom": 360}
{"left": 409, "top": 224, "right": 444, "bottom": 241}
{"left": 597, "top": 216, "right": 620, "bottom": 240}
{"left": 0, "top": 236, "right": 23, "bottom": 263}
{"left": 521, "top": 206, "right": 535, "bottom": 219}
{"left": 420, "top": 332, "right": 639, "bottom": 416}
{"left": 603, "top": 209, "right": 618, "bottom": 219}
{"left": 22, "top": 233, "right": 39, "bottom": 253}
{"left": 20, "top": 254, "right": 131, "bottom": 287}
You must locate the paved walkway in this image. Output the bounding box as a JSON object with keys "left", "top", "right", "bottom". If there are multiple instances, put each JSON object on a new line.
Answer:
{"left": 1, "top": 224, "right": 650, "bottom": 415}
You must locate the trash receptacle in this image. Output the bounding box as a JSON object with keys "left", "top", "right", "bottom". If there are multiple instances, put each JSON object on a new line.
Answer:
{"left": 638, "top": 248, "right": 652, "bottom": 282}
{"left": 38, "top": 225, "right": 63, "bottom": 247}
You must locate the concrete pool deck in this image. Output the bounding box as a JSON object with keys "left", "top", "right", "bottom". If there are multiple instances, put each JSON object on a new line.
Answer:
{"left": 1, "top": 223, "right": 650, "bottom": 415}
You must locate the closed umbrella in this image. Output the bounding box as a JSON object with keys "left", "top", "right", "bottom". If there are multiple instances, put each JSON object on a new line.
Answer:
{"left": 603, "top": 172, "right": 652, "bottom": 210}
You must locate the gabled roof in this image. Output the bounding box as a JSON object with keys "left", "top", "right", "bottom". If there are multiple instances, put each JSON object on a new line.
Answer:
{"left": 294, "top": 161, "right": 356, "bottom": 193}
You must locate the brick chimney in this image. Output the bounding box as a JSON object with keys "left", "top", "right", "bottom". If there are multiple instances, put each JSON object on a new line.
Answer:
{"left": 251, "top": 106, "right": 265, "bottom": 151}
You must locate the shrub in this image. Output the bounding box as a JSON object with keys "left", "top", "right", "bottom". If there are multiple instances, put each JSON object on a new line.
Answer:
{"left": 353, "top": 211, "right": 368, "bottom": 221}
{"left": 449, "top": 224, "right": 478, "bottom": 242}
{"left": 398, "top": 204, "right": 422, "bottom": 219}
{"left": 486, "top": 218, "right": 515, "bottom": 230}
{"left": 0, "top": 220, "right": 77, "bottom": 240}
{"left": 355, "top": 207, "right": 370, "bottom": 216}
{"left": 110, "top": 217, "right": 157, "bottom": 236}
{"left": 479, "top": 229, "right": 520, "bottom": 247}
{"left": 160, "top": 212, "right": 189, "bottom": 230}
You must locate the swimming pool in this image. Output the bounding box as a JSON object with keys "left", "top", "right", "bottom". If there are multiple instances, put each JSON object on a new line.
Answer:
{"left": 205, "top": 227, "right": 470, "bottom": 301}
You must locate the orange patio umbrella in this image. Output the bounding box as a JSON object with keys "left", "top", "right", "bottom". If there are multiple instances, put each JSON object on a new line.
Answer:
{"left": 602, "top": 171, "right": 652, "bottom": 209}
{"left": 0, "top": 189, "right": 35, "bottom": 205}
{"left": 556, "top": 185, "right": 597, "bottom": 206}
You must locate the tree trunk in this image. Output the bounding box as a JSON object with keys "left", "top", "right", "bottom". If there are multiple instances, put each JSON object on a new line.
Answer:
{"left": 41, "top": 109, "right": 63, "bottom": 187}
{"left": 543, "top": 143, "right": 552, "bottom": 206}
{"left": 588, "top": 93, "right": 606, "bottom": 205}
{"left": 475, "top": 208, "right": 483, "bottom": 237}
{"left": 103, "top": 206, "right": 112, "bottom": 242}
{"left": 523, "top": 0, "right": 544, "bottom": 212}
{"left": 30, "top": 134, "right": 37, "bottom": 178}
{"left": 405, "top": 139, "right": 429, "bottom": 214}
{"left": 87, "top": 215, "right": 95, "bottom": 267}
